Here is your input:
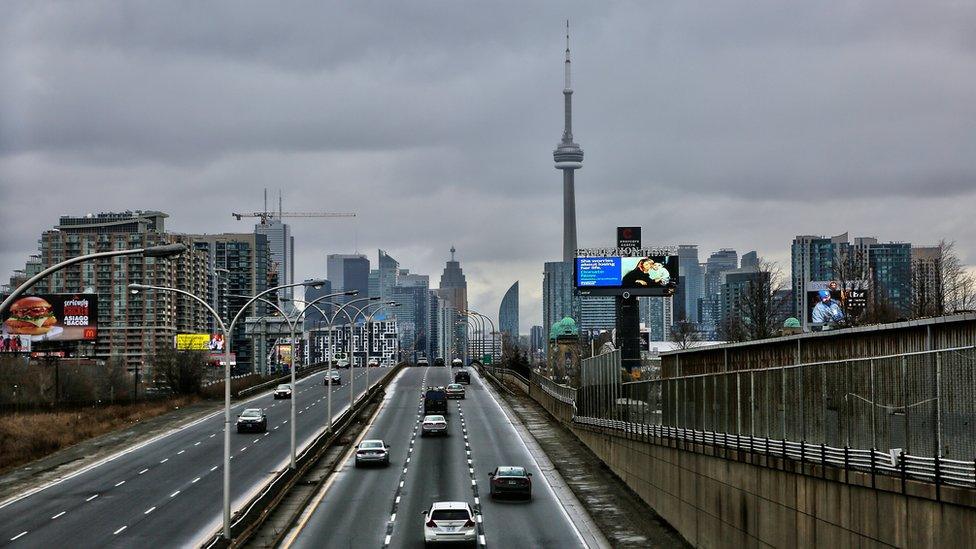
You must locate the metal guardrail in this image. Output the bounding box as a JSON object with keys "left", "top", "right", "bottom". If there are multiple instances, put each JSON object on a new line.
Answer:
{"left": 533, "top": 371, "right": 577, "bottom": 406}
{"left": 573, "top": 416, "right": 976, "bottom": 489}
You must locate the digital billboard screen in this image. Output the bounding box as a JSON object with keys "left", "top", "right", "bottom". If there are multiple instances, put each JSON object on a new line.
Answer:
{"left": 1, "top": 294, "right": 98, "bottom": 342}
{"left": 575, "top": 256, "right": 679, "bottom": 297}
{"left": 0, "top": 334, "right": 31, "bottom": 353}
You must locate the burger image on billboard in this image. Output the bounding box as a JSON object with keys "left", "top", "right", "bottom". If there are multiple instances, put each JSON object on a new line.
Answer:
{"left": 4, "top": 297, "right": 58, "bottom": 336}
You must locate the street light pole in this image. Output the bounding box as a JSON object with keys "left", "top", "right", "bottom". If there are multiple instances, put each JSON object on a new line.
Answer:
{"left": 342, "top": 300, "right": 397, "bottom": 408}
{"left": 230, "top": 290, "right": 351, "bottom": 469}
{"left": 130, "top": 278, "right": 325, "bottom": 540}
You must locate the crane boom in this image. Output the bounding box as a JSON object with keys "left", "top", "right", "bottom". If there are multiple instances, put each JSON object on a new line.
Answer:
{"left": 232, "top": 211, "right": 357, "bottom": 223}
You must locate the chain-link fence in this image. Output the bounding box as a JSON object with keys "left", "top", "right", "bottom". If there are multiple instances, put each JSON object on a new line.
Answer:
{"left": 574, "top": 346, "right": 976, "bottom": 488}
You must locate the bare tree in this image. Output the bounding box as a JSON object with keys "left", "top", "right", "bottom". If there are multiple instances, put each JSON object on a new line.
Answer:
{"left": 831, "top": 246, "right": 871, "bottom": 325}
{"left": 735, "top": 259, "right": 791, "bottom": 341}
{"left": 937, "top": 240, "right": 976, "bottom": 313}
{"left": 152, "top": 347, "right": 207, "bottom": 395}
{"left": 669, "top": 321, "right": 703, "bottom": 349}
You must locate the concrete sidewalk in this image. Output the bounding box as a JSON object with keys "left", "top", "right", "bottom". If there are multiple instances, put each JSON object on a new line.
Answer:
{"left": 492, "top": 378, "right": 689, "bottom": 548}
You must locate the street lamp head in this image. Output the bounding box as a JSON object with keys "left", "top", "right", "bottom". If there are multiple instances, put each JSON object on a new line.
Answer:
{"left": 386, "top": 301, "right": 398, "bottom": 306}
{"left": 344, "top": 290, "right": 359, "bottom": 296}
{"left": 369, "top": 296, "right": 381, "bottom": 301}
{"left": 303, "top": 278, "right": 327, "bottom": 289}
{"left": 128, "top": 283, "right": 150, "bottom": 294}
{"left": 143, "top": 243, "right": 187, "bottom": 258}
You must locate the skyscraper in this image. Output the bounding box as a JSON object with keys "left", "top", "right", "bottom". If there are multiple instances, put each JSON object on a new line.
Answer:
{"left": 499, "top": 281, "right": 519, "bottom": 346}
{"left": 553, "top": 21, "right": 583, "bottom": 263}
{"left": 394, "top": 273, "right": 431, "bottom": 358}
{"left": 437, "top": 247, "right": 467, "bottom": 357}
{"left": 543, "top": 261, "right": 574, "bottom": 336}
{"left": 254, "top": 219, "right": 293, "bottom": 307}
{"left": 327, "top": 254, "right": 370, "bottom": 315}
{"left": 676, "top": 245, "right": 703, "bottom": 323}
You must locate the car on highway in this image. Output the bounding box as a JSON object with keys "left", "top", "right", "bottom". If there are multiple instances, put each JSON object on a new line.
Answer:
{"left": 454, "top": 370, "right": 471, "bottom": 384}
{"left": 488, "top": 466, "right": 533, "bottom": 500}
{"left": 424, "top": 387, "right": 448, "bottom": 415}
{"left": 354, "top": 439, "right": 391, "bottom": 467}
{"left": 451, "top": 358, "right": 463, "bottom": 368}
{"left": 417, "top": 357, "right": 430, "bottom": 367}
{"left": 445, "top": 383, "right": 465, "bottom": 399}
{"left": 236, "top": 408, "right": 267, "bottom": 433}
{"left": 422, "top": 501, "right": 477, "bottom": 546}
{"left": 273, "top": 384, "right": 293, "bottom": 399}
{"left": 336, "top": 358, "right": 351, "bottom": 369}
{"left": 434, "top": 357, "right": 445, "bottom": 367}
{"left": 324, "top": 371, "right": 341, "bottom": 385}
{"left": 368, "top": 359, "right": 380, "bottom": 367}
{"left": 421, "top": 415, "right": 448, "bottom": 437}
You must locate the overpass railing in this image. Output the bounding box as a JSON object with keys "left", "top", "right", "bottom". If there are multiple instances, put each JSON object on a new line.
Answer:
{"left": 573, "top": 345, "right": 976, "bottom": 489}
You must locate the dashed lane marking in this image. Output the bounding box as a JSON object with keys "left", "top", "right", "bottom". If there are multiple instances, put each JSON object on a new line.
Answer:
{"left": 10, "top": 531, "right": 27, "bottom": 541}
{"left": 170, "top": 490, "right": 180, "bottom": 498}
{"left": 51, "top": 511, "right": 66, "bottom": 520}
{"left": 144, "top": 506, "right": 156, "bottom": 515}
{"left": 85, "top": 494, "right": 98, "bottom": 502}
{"left": 113, "top": 526, "right": 127, "bottom": 535}
{"left": 138, "top": 468, "right": 149, "bottom": 475}
{"left": 115, "top": 480, "right": 125, "bottom": 487}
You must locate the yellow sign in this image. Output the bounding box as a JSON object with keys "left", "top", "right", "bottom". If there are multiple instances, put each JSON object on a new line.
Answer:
{"left": 175, "top": 333, "right": 211, "bottom": 351}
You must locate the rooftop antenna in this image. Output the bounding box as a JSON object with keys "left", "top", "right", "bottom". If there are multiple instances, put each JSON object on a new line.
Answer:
{"left": 278, "top": 189, "right": 283, "bottom": 221}
{"left": 450, "top": 245, "right": 456, "bottom": 262}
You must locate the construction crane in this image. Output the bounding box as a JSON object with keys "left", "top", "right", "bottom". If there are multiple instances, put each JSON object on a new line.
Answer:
{"left": 232, "top": 211, "right": 356, "bottom": 224}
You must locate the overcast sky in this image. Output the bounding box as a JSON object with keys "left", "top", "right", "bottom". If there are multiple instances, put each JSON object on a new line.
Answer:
{"left": 2, "top": 1, "right": 975, "bottom": 330}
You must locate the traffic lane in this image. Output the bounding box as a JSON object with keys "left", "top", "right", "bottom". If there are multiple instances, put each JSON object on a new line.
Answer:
{"left": 289, "top": 367, "right": 428, "bottom": 549}
{"left": 463, "top": 372, "right": 585, "bottom": 548}
{"left": 96, "top": 367, "right": 383, "bottom": 549}
{"left": 390, "top": 382, "right": 475, "bottom": 549}
{"left": 1, "top": 368, "right": 373, "bottom": 547}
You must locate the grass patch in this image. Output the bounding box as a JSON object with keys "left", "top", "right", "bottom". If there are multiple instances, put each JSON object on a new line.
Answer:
{"left": 0, "top": 396, "right": 199, "bottom": 475}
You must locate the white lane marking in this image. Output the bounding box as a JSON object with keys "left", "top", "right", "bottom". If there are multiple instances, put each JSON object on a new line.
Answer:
{"left": 390, "top": 513, "right": 396, "bottom": 522}
{"left": 477, "top": 514, "right": 483, "bottom": 523}
{"left": 177, "top": 450, "right": 185, "bottom": 455}
{"left": 274, "top": 426, "right": 280, "bottom": 430}
{"left": 241, "top": 447, "right": 248, "bottom": 452}
{"left": 474, "top": 497, "right": 480, "bottom": 505}
{"left": 10, "top": 532, "right": 27, "bottom": 541}
{"left": 479, "top": 534, "right": 486, "bottom": 546}
{"left": 471, "top": 479, "right": 476, "bottom": 486}
{"left": 113, "top": 526, "right": 127, "bottom": 535}
{"left": 51, "top": 511, "right": 66, "bottom": 520}
{"left": 86, "top": 494, "right": 99, "bottom": 502}
{"left": 395, "top": 495, "right": 401, "bottom": 504}
{"left": 170, "top": 490, "right": 180, "bottom": 498}
{"left": 210, "top": 433, "right": 216, "bottom": 438}
{"left": 194, "top": 441, "right": 201, "bottom": 446}
{"left": 138, "top": 468, "right": 149, "bottom": 475}
{"left": 159, "top": 458, "right": 169, "bottom": 464}
{"left": 192, "top": 477, "right": 201, "bottom": 484}
{"left": 115, "top": 480, "right": 125, "bottom": 487}
{"left": 253, "top": 438, "right": 260, "bottom": 443}
{"left": 385, "top": 534, "right": 392, "bottom": 545}
{"left": 210, "top": 465, "right": 218, "bottom": 472}
{"left": 144, "top": 506, "right": 156, "bottom": 515}
{"left": 399, "top": 481, "right": 404, "bottom": 488}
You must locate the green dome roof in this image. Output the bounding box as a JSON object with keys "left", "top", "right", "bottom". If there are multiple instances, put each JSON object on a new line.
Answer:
{"left": 783, "top": 317, "right": 801, "bottom": 328}
{"left": 549, "top": 316, "right": 579, "bottom": 340}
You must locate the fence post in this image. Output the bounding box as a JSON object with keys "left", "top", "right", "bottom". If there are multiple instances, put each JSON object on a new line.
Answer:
{"left": 935, "top": 350, "right": 942, "bottom": 463}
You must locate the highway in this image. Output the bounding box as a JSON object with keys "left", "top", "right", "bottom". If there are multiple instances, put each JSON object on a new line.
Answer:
{"left": 0, "top": 367, "right": 384, "bottom": 548}
{"left": 285, "top": 366, "right": 589, "bottom": 548}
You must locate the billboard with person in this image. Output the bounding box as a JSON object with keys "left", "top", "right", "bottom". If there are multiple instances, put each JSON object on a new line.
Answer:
{"left": 1, "top": 294, "right": 98, "bottom": 341}
{"left": 576, "top": 255, "right": 678, "bottom": 297}
{"left": 805, "top": 280, "right": 869, "bottom": 329}
{"left": 175, "top": 333, "right": 225, "bottom": 351}
{"left": 0, "top": 334, "right": 31, "bottom": 353}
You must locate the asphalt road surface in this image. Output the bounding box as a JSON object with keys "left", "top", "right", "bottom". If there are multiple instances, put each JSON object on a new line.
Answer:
{"left": 285, "top": 366, "right": 588, "bottom": 548}
{"left": 0, "top": 366, "right": 385, "bottom": 548}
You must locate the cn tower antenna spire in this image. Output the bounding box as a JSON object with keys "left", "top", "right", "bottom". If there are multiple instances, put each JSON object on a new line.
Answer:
{"left": 554, "top": 20, "right": 582, "bottom": 263}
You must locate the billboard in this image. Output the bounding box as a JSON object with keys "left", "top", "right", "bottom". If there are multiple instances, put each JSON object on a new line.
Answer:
{"left": 0, "top": 334, "right": 31, "bottom": 353}
{"left": 174, "top": 333, "right": 225, "bottom": 352}
{"left": 805, "top": 281, "right": 869, "bottom": 327}
{"left": 1, "top": 294, "right": 98, "bottom": 341}
{"left": 575, "top": 255, "right": 679, "bottom": 297}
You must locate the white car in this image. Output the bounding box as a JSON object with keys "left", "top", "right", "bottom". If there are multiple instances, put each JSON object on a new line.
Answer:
{"left": 422, "top": 501, "right": 477, "bottom": 546}
{"left": 273, "top": 384, "right": 292, "bottom": 399}
{"left": 355, "top": 439, "right": 391, "bottom": 467}
{"left": 445, "top": 383, "right": 465, "bottom": 399}
{"left": 451, "top": 358, "right": 463, "bottom": 368}
{"left": 421, "top": 415, "right": 448, "bottom": 437}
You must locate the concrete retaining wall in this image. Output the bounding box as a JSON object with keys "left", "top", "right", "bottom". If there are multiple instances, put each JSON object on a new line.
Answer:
{"left": 572, "top": 425, "right": 976, "bottom": 548}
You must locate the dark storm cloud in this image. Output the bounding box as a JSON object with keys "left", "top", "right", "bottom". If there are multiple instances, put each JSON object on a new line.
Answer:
{"left": 2, "top": 1, "right": 975, "bottom": 326}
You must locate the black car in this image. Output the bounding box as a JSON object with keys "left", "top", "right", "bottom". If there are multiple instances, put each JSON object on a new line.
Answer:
{"left": 434, "top": 357, "right": 445, "bottom": 367}
{"left": 424, "top": 387, "right": 448, "bottom": 415}
{"left": 454, "top": 370, "right": 470, "bottom": 384}
{"left": 236, "top": 408, "right": 267, "bottom": 433}
{"left": 488, "top": 466, "right": 532, "bottom": 499}
{"left": 324, "top": 372, "right": 342, "bottom": 385}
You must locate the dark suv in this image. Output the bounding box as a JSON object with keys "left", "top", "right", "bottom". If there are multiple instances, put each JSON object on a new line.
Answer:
{"left": 454, "top": 370, "right": 470, "bottom": 384}
{"left": 236, "top": 408, "right": 267, "bottom": 433}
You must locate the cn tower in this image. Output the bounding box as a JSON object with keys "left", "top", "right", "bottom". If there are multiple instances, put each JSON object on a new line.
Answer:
{"left": 553, "top": 21, "right": 583, "bottom": 263}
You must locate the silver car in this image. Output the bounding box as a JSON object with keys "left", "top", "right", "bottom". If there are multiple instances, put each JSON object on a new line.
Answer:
{"left": 355, "top": 439, "right": 390, "bottom": 467}
{"left": 421, "top": 415, "right": 448, "bottom": 437}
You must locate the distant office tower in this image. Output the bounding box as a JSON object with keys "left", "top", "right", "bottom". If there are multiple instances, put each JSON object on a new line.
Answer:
{"left": 433, "top": 295, "right": 460, "bottom": 360}
{"left": 676, "top": 245, "right": 703, "bottom": 323}
{"left": 303, "top": 279, "right": 334, "bottom": 332}
{"left": 912, "top": 245, "right": 942, "bottom": 316}
{"left": 437, "top": 247, "right": 467, "bottom": 356}
{"left": 529, "top": 325, "right": 545, "bottom": 361}
{"left": 740, "top": 251, "right": 758, "bottom": 269}
{"left": 327, "top": 254, "right": 370, "bottom": 315}
{"left": 187, "top": 232, "right": 274, "bottom": 373}
{"left": 543, "top": 261, "right": 575, "bottom": 337}
{"left": 428, "top": 290, "right": 441, "bottom": 358}
{"left": 369, "top": 249, "right": 400, "bottom": 301}
{"left": 700, "top": 249, "right": 738, "bottom": 334}
{"left": 254, "top": 219, "right": 294, "bottom": 308}
{"left": 639, "top": 297, "right": 673, "bottom": 342}
{"left": 394, "top": 272, "right": 431, "bottom": 358}
{"left": 868, "top": 242, "right": 912, "bottom": 315}
{"left": 499, "top": 281, "right": 519, "bottom": 347}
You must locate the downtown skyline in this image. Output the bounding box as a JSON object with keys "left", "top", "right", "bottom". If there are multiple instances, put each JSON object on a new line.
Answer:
{"left": 2, "top": 1, "right": 975, "bottom": 329}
